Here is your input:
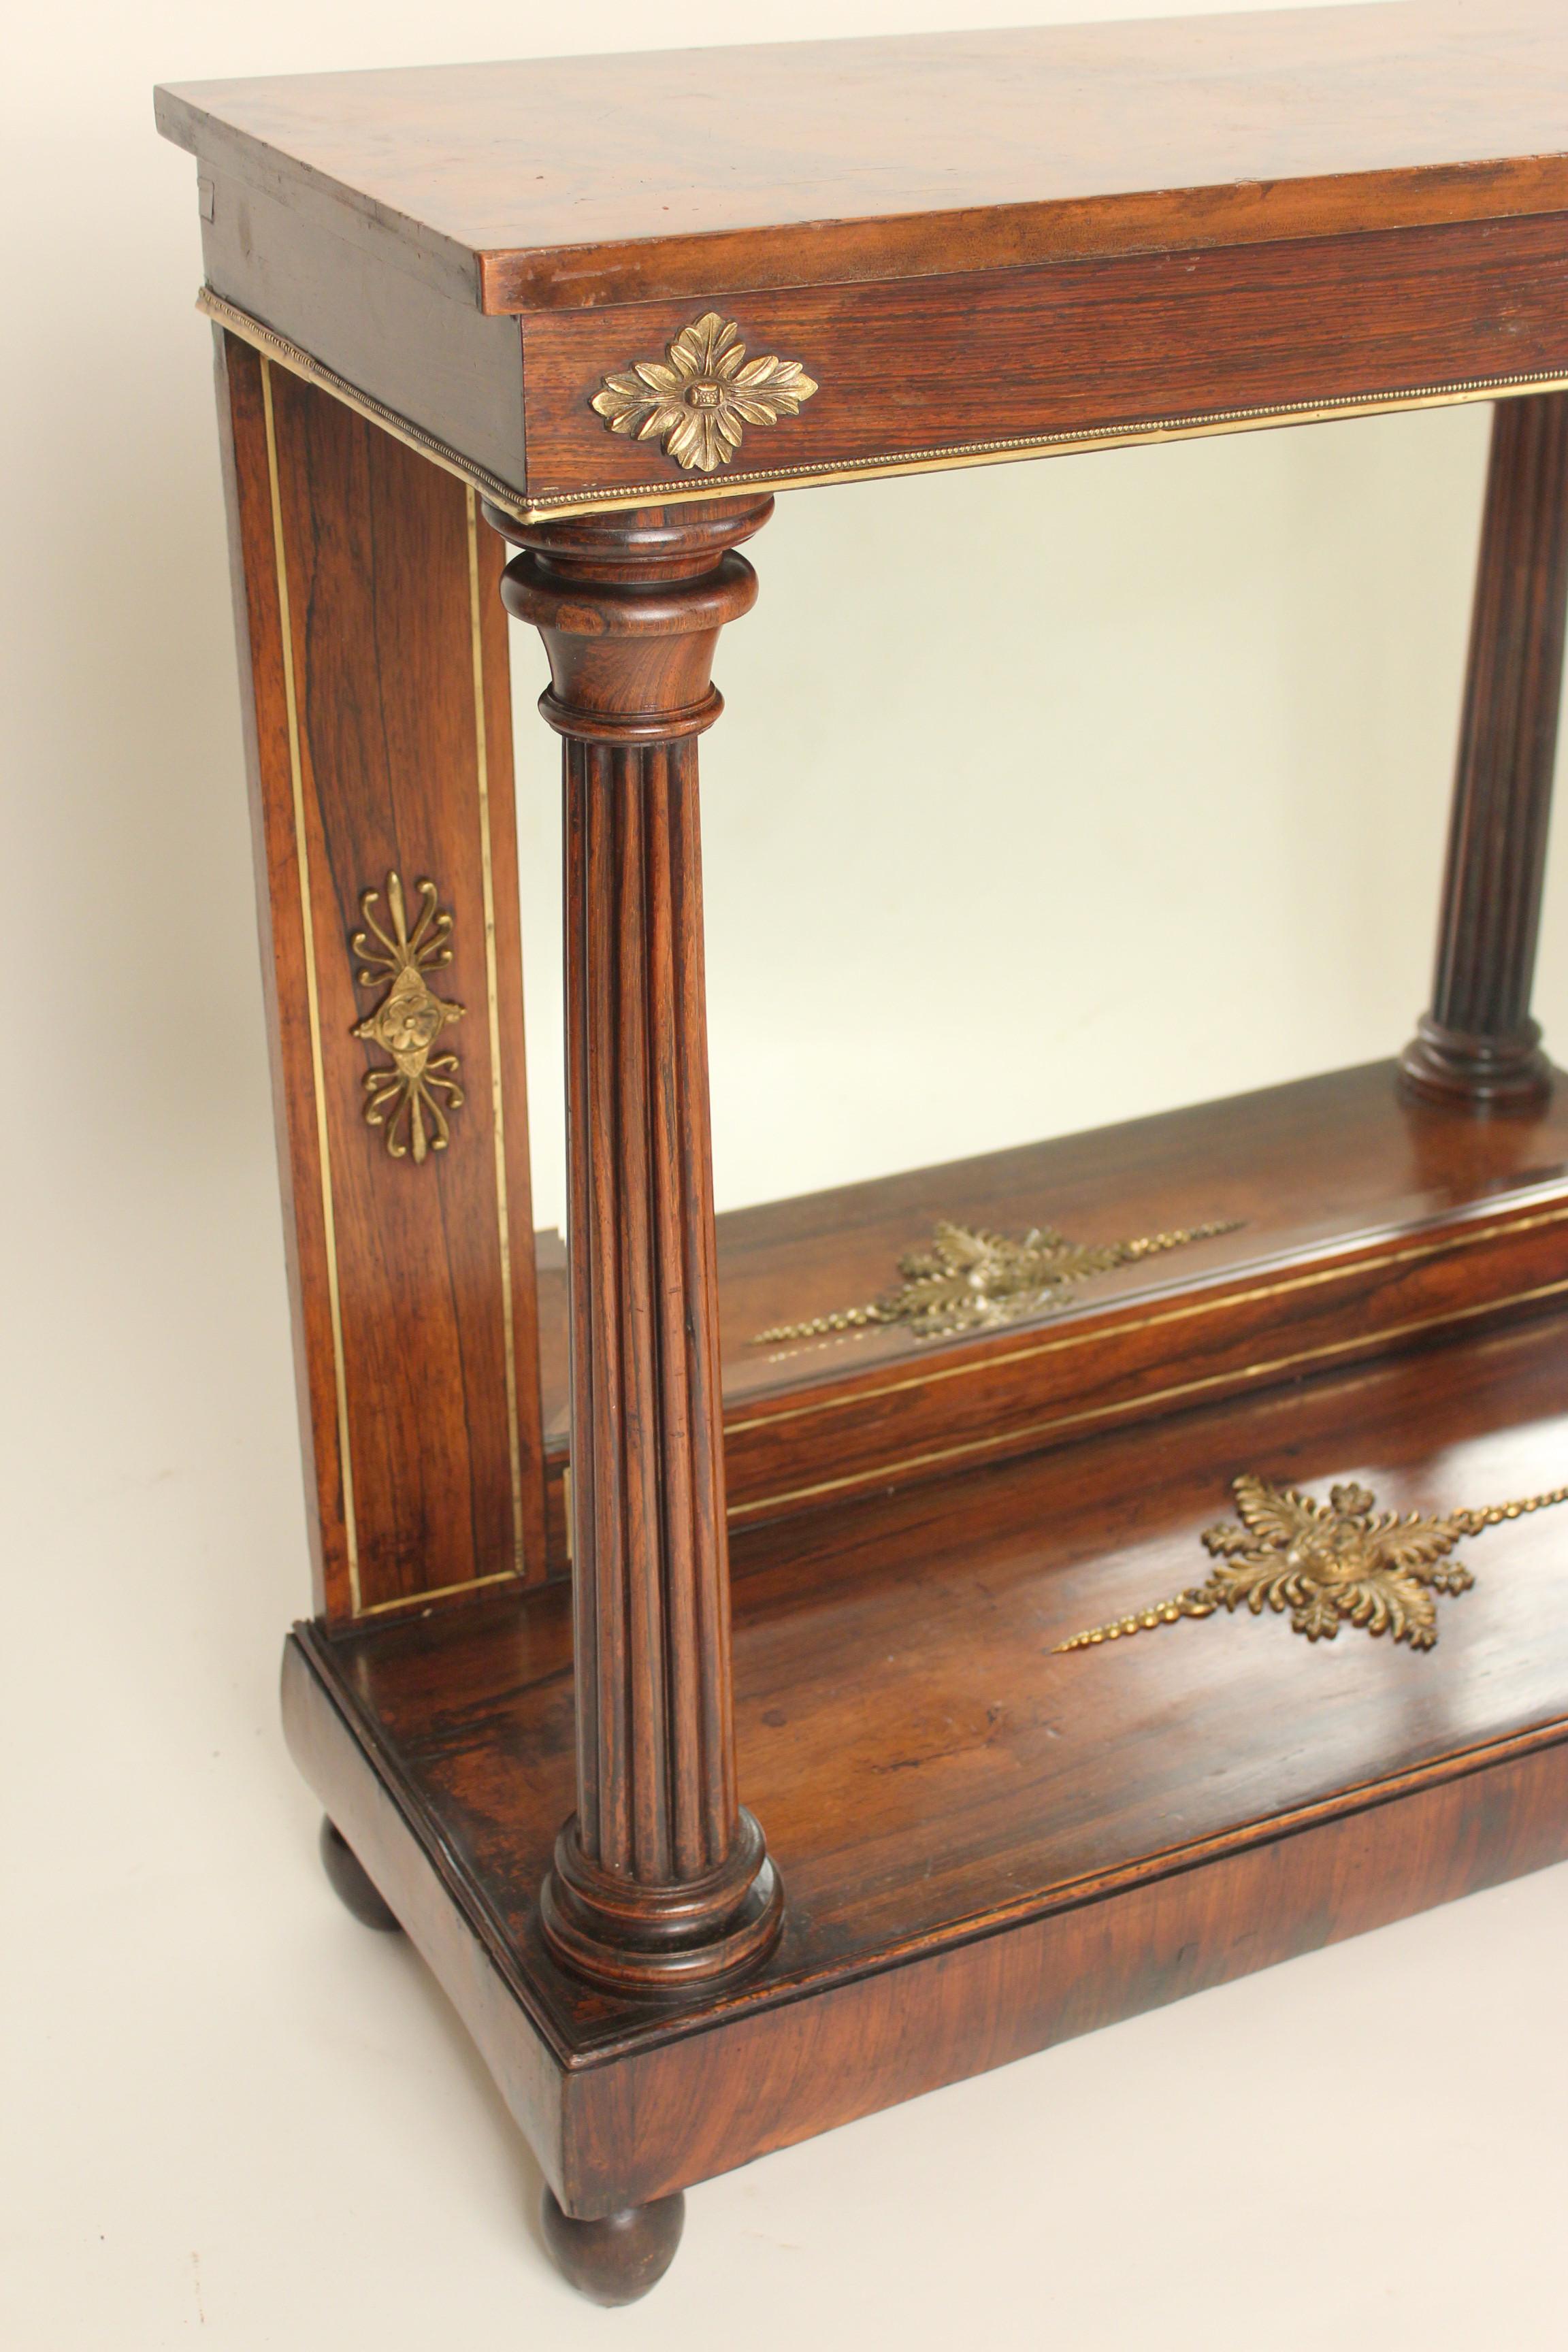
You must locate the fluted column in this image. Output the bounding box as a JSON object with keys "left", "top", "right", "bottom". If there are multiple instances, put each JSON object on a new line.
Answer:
{"left": 1402, "top": 392, "right": 1568, "bottom": 1109}
{"left": 487, "top": 495, "right": 781, "bottom": 1995}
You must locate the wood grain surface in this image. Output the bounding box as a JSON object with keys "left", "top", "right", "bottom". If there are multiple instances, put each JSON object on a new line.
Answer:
{"left": 491, "top": 497, "right": 783, "bottom": 1992}
{"left": 518, "top": 214, "right": 1568, "bottom": 506}
{"left": 216, "top": 333, "right": 545, "bottom": 1621}
{"left": 526, "top": 1064, "right": 1568, "bottom": 1564}
{"left": 157, "top": 4, "right": 1568, "bottom": 312}
{"left": 288, "top": 1307, "right": 1568, "bottom": 2210}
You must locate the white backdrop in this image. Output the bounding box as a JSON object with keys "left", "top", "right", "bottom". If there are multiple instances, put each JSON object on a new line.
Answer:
{"left": 7, "top": 3, "right": 1568, "bottom": 2348}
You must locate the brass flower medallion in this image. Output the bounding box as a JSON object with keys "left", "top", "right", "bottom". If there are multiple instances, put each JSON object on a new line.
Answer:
{"left": 591, "top": 312, "right": 818, "bottom": 474}
{"left": 350, "top": 872, "right": 466, "bottom": 1164}
{"left": 1056, "top": 1473, "right": 1568, "bottom": 1654}
{"left": 755, "top": 1215, "right": 1241, "bottom": 1345}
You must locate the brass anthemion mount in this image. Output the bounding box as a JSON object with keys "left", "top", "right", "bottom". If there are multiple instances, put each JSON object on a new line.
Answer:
{"left": 592, "top": 313, "right": 819, "bottom": 474}
{"left": 350, "top": 872, "right": 466, "bottom": 1164}
{"left": 1056, "top": 1473, "right": 1568, "bottom": 1654}
{"left": 755, "top": 1215, "right": 1241, "bottom": 1345}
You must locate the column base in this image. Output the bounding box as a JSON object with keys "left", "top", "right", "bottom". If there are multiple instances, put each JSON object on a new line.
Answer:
{"left": 1399, "top": 1015, "right": 1553, "bottom": 1110}
{"left": 540, "top": 1808, "right": 784, "bottom": 1997}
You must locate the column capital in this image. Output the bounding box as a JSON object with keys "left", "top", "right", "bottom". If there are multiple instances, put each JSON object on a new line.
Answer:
{"left": 487, "top": 497, "right": 772, "bottom": 744}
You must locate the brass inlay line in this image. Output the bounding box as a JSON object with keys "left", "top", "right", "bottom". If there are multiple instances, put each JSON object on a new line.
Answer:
{"left": 1056, "top": 1472, "right": 1568, "bottom": 1654}
{"left": 468, "top": 487, "right": 527, "bottom": 1580}
{"left": 201, "top": 291, "right": 1568, "bottom": 525}
{"left": 528, "top": 367, "right": 1568, "bottom": 511}
{"left": 357, "top": 1566, "right": 527, "bottom": 1621}
{"left": 726, "top": 1201, "right": 1568, "bottom": 1440}
{"left": 261, "top": 355, "right": 361, "bottom": 1611}
{"left": 726, "top": 1271, "right": 1568, "bottom": 1521}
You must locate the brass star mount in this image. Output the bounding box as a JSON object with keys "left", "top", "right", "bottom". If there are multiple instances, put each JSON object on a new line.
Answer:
{"left": 755, "top": 1215, "right": 1243, "bottom": 1346}
{"left": 591, "top": 312, "right": 818, "bottom": 475}
{"left": 350, "top": 872, "right": 466, "bottom": 1164}
{"left": 1056, "top": 1473, "right": 1568, "bottom": 1656}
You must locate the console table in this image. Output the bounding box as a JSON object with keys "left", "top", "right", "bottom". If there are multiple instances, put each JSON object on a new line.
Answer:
{"left": 157, "top": 1, "right": 1568, "bottom": 2304}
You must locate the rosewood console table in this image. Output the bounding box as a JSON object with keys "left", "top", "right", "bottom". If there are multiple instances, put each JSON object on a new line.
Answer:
{"left": 157, "top": 1, "right": 1568, "bottom": 2303}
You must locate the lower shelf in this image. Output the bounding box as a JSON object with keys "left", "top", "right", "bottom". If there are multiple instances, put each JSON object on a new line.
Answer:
{"left": 532, "top": 1060, "right": 1568, "bottom": 1568}
{"left": 286, "top": 1308, "right": 1568, "bottom": 2217}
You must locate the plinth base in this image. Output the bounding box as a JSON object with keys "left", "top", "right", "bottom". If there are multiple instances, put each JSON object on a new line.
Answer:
{"left": 283, "top": 1304, "right": 1568, "bottom": 2230}
{"left": 1400, "top": 1015, "right": 1554, "bottom": 1109}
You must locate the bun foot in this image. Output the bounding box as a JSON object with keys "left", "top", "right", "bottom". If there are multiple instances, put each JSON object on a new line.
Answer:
{"left": 318, "top": 1818, "right": 402, "bottom": 1932}
{"left": 540, "top": 2186, "right": 685, "bottom": 2304}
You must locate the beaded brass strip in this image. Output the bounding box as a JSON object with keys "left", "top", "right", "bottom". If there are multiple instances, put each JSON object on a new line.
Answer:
{"left": 201, "top": 289, "right": 1568, "bottom": 523}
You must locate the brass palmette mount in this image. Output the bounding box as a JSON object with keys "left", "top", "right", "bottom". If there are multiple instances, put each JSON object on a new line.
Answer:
{"left": 592, "top": 312, "right": 818, "bottom": 474}
{"left": 755, "top": 1215, "right": 1243, "bottom": 1345}
{"left": 1056, "top": 1473, "right": 1568, "bottom": 1655}
{"left": 350, "top": 872, "right": 466, "bottom": 1164}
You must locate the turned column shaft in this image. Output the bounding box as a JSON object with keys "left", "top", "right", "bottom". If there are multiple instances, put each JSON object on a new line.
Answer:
{"left": 1403, "top": 391, "right": 1568, "bottom": 1107}
{"left": 567, "top": 732, "right": 733, "bottom": 1883}
{"left": 488, "top": 495, "right": 781, "bottom": 1995}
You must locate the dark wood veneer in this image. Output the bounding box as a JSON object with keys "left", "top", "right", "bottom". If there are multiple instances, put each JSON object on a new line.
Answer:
{"left": 521, "top": 1062, "right": 1568, "bottom": 1565}
{"left": 163, "top": 5, "right": 1568, "bottom": 2294}
{"left": 156, "top": 5, "right": 1568, "bottom": 311}
{"left": 1405, "top": 391, "right": 1568, "bottom": 1105}
{"left": 519, "top": 216, "right": 1568, "bottom": 505}
{"left": 159, "top": 8, "right": 1568, "bottom": 517}
{"left": 487, "top": 496, "right": 783, "bottom": 1994}
{"left": 286, "top": 1310, "right": 1568, "bottom": 2216}
{"left": 216, "top": 334, "right": 546, "bottom": 1620}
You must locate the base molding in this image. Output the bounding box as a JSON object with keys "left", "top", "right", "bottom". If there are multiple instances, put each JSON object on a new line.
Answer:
{"left": 1400, "top": 1016, "right": 1553, "bottom": 1109}
{"left": 282, "top": 1296, "right": 1568, "bottom": 2219}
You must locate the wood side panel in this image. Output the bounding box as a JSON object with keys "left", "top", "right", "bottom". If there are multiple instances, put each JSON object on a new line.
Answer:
{"left": 216, "top": 330, "right": 342, "bottom": 1608}
{"left": 521, "top": 215, "right": 1568, "bottom": 504}
{"left": 477, "top": 504, "right": 546, "bottom": 1591}
{"left": 562, "top": 1730, "right": 1568, "bottom": 2212}
{"left": 217, "top": 334, "right": 545, "bottom": 1619}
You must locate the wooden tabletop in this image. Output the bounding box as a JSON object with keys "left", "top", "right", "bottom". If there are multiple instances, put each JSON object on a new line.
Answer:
{"left": 157, "top": 1, "right": 1568, "bottom": 314}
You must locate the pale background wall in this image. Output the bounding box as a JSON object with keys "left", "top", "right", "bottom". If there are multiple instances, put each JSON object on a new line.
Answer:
{"left": 5, "top": 2, "right": 1568, "bottom": 2347}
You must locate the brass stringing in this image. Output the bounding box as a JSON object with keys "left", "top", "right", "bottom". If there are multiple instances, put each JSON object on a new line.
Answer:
{"left": 1056, "top": 1473, "right": 1568, "bottom": 1654}
{"left": 592, "top": 313, "right": 818, "bottom": 474}
{"left": 350, "top": 872, "right": 466, "bottom": 1164}
{"left": 755, "top": 1216, "right": 1242, "bottom": 1345}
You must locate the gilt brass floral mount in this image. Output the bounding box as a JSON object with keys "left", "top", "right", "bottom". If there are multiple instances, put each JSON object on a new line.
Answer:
{"left": 350, "top": 872, "right": 466, "bottom": 1164}
{"left": 755, "top": 1214, "right": 1241, "bottom": 1345}
{"left": 592, "top": 312, "right": 818, "bottom": 474}
{"left": 1056, "top": 1473, "right": 1568, "bottom": 1654}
